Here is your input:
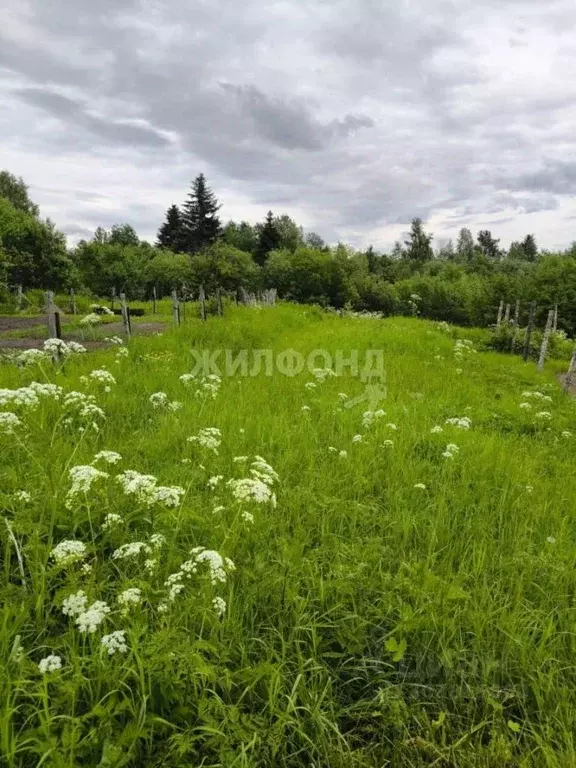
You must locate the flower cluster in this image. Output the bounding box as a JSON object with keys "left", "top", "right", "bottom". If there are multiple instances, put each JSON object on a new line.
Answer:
{"left": 116, "top": 470, "right": 185, "bottom": 507}
{"left": 93, "top": 450, "right": 122, "bottom": 465}
{"left": 311, "top": 367, "right": 337, "bottom": 382}
{"left": 50, "top": 540, "right": 87, "bottom": 566}
{"left": 160, "top": 547, "right": 235, "bottom": 610}
{"left": 149, "top": 392, "right": 181, "bottom": 410}
{"left": 362, "top": 409, "right": 386, "bottom": 429}
{"left": 66, "top": 465, "right": 109, "bottom": 508}
{"left": 445, "top": 416, "right": 471, "bottom": 430}
{"left": 181, "top": 373, "right": 221, "bottom": 399}
{"left": 101, "top": 631, "right": 127, "bottom": 655}
{"left": 90, "top": 304, "right": 114, "bottom": 315}
{"left": 118, "top": 588, "right": 142, "bottom": 612}
{"left": 63, "top": 391, "right": 106, "bottom": 422}
{"left": 89, "top": 369, "right": 117, "bottom": 387}
{"left": 80, "top": 313, "right": 102, "bottom": 327}
{"left": 454, "top": 339, "right": 476, "bottom": 359}
{"left": 38, "top": 655, "right": 62, "bottom": 674}
{"left": 442, "top": 443, "right": 460, "bottom": 459}
{"left": 187, "top": 427, "right": 221, "bottom": 454}
{"left": 522, "top": 391, "right": 552, "bottom": 403}
{"left": 76, "top": 601, "right": 111, "bottom": 633}
{"left": 0, "top": 412, "right": 21, "bottom": 432}
{"left": 227, "top": 456, "right": 278, "bottom": 505}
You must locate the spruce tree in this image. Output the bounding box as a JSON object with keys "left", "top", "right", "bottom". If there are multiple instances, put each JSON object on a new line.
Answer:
{"left": 477, "top": 230, "right": 501, "bottom": 260}
{"left": 255, "top": 211, "right": 281, "bottom": 266}
{"left": 157, "top": 205, "right": 183, "bottom": 250}
{"left": 522, "top": 234, "right": 538, "bottom": 261}
{"left": 404, "top": 218, "right": 433, "bottom": 262}
{"left": 456, "top": 228, "right": 475, "bottom": 262}
{"left": 180, "top": 174, "right": 222, "bottom": 254}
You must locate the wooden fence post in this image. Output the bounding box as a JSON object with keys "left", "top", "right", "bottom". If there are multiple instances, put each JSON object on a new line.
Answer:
{"left": 16, "top": 284, "right": 23, "bottom": 312}
{"left": 111, "top": 287, "right": 116, "bottom": 311}
{"left": 70, "top": 288, "right": 77, "bottom": 315}
{"left": 171, "top": 289, "right": 181, "bottom": 325}
{"left": 513, "top": 300, "right": 520, "bottom": 326}
{"left": 120, "top": 292, "right": 131, "bottom": 338}
{"left": 216, "top": 286, "right": 223, "bottom": 316}
{"left": 564, "top": 345, "right": 576, "bottom": 391}
{"left": 503, "top": 303, "right": 511, "bottom": 324}
{"left": 44, "top": 291, "right": 61, "bottom": 339}
{"left": 199, "top": 284, "right": 206, "bottom": 321}
{"left": 537, "top": 309, "right": 554, "bottom": 372}
{"left": 522, "top": 302, "right": 536, "bottom": 362}
{"left": 552, "top": 303, "right": 558, "bottom": 333}
{"left": 152, "top": 285, "right": 157, "bottom": 314}
{"left": 496, "top": 300, "right": 504, "bottom": 327}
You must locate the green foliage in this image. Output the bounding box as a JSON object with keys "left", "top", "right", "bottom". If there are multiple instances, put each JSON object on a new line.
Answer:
{"left": 404, "top": 217, "right": 433, "bottom": 262}
{"left": 0, "top": 198, "right": 75, "bottom": 289}
{"left": 157, "top": 205, "right": 184, "bottom": 251}
{"left": 255, "top": 211, "right": 281, "bottom": 266}
{"left": 1, "top": 306, "right": 575, "bottom": 766}
{"left": 0, "top": 170, "right": 39, "bottom": 216}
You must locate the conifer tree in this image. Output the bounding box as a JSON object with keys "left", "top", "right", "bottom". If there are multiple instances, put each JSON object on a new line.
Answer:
{"left": 181, "top": 174, "right": 222, "bottom": 254}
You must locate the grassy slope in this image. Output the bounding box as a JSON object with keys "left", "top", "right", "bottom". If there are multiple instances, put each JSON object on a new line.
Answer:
{"left": 1, "top": 304, "right": 575, "bottom": 767}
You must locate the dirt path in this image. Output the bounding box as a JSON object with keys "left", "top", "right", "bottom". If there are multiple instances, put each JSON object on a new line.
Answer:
{"left": 0, "top": 318, "right": 166, "bottom": 349}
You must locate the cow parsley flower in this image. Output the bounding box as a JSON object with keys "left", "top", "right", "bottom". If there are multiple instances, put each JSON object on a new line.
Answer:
{"left": 228, "top": 478, "right": 273, "bottom": 504}
{"left": 562, "top": 430, "right": 572, "bottom": 438}
{"left": 149, "top": 392, "right": 169, "bottom": 409}
{"left": 546, "top": 536, "right": 556, "bottom": 545}
{"left": 241, "top": 510, "right": 254, "bottom": 523}
{"left": 118, "top": 588, "right": 142, "bottom": 611}
{"left": 212, "top": 505, "right": 225, "bottom": 514}
{"left": 18, "top": 348, "right": 50, "bottom": 366}
{"left": 62, "top": 590, "right": 88, "bottom": 617}
{"left": 519, "top": 402, "right": 532, "bottom": 410}
{"left": 76, "top": 600, "right": 110, "bottom": 633}
{"left": 93, "top": 450, "right": 122, "bottom": 465}
{"left": 362, "top": 410, "right": 385, "bottom": 429}
{"left": 386, "top": 423, "right": 398, "bottom": 431}
{"left": 102, "top": 513, "right": 123, "bottom": 531}
{"left": 51, "top": 540, "right": 87, "bottom": 566}
{"left": 443, "top": 443, "right": 459, "bottom": 459}
{"left": 89, "top": 369, "right": 116, "bottom": 387}
{"left": 66, "top": 465, "right": 108, "bottom": 508}
{"left": 112, "top": 542, "right": 148, "bottom": 560}
{"left": 0, "top": 412, "right": 22, "bottom": 432}
{"left": 207, "top": 475, "right": 223, "bottom": 489}
{"left": 80, "top": 313, "right": 101, "bottom": 326}
{"left": 194, "top": 374, "right": 221, "bottom": 399}
{"left": 168, "top": 401, "right": 182, "bottom": 411}
{"left": 152, "top": 486, "right": 185, "bottom": 507}
{"left": 190, "top": 548, "right": 235, "bottom": 585}
{"left": 305, "top": 382, "right": 317, "bottom": 390}
{"left": 301, "top": 405, "right": 311, "bottom": 413}
{"left": 14, "top": 490, "right": 31, "bottom": 503}
{"left": 414, "top": 483, "right": 427, "bottom": 490}
{"left": 431, "top": 425, "right": 443, "bottom": 434}
{"left": 116, "top": 470, "right": 157, "bottom": 504}
{"left": 445, "top": 417, "right": 471, "bottom": 430}
{"left": 352, "top": 434, "right": 362, "bottom": 443}
{"left": 187, "top": 427, "right": 221, "bottom": 454}
{"left": 213, "top": 597, "right": 227, "bottom": 617}
{"left": 101, "top": 630, "right": 128, "bottom": 655}
{"left": 38, "top": 655, "right": 62, "bottom": 674}
{"left": 382, "top": 439, "right": 394, "bottom": 447}
{"left": 339, "top": 450, "right": 348, "bottom": 458}
{"left": 535, "top": 411, "right": 552, "bottom": 420}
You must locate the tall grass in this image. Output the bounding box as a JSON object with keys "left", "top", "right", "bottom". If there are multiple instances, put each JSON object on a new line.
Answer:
{"left": 1, "top": 304, "right": 575, "bottom": 766}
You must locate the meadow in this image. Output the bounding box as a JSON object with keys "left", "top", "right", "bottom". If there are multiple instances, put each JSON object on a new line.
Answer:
{"left": 1, "top": 302, "right": 575, "bottom": 767}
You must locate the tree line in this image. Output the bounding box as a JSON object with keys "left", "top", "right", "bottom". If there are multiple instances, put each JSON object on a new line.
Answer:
{"left": 1, "top": 169, "right": 576, "bottom": 332}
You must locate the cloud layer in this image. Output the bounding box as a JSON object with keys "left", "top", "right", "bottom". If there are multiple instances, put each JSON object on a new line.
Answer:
{"left": 2, "top": 0, "right": 576, "bottom": 250}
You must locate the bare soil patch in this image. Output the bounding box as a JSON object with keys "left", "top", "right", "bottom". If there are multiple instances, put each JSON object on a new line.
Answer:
{"left": 0, "top": 318, "right": 166, "bottom": 349}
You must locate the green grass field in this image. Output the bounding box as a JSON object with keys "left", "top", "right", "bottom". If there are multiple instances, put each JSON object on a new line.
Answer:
{"left": 1, "top": 303, "right": 575, "bottom": 767}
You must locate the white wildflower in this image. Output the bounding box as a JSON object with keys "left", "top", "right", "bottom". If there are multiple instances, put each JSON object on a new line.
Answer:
{"left": 112, "top": 542, "right": 148, "bottom": 560}
{"left": 118, "top": 588, "right": 142, "bottom": 611}
{"left": 213, "top": 596, "right": 227, "bottom": 617}
{"left": 207, "top": 475, "right": 223, "bottom": 489}
{"left": 51, "top": 540, "right": 87, "bottom": 566}
{"left": 241, "top": 510, "right": 254, "bottom": 524}
{"left": 561, "top": 430, "right": 572, "bottom": 438}
{"left": 519, "top": 402, "right": 532, "bottom": 410}
{"left": 38, "top": 655, "right": 62, "bottom": 674}
{"left": 362, "top": 410, "right": 385, "bottom": 429}
{"left": 535, "top": 411, "right": 552, "bottom": 421}
{"left": 101, "top": 630, "right": 128, "bottom": 656}
{"left": 227, "top": 477, "right": 273, "bottom": 504}
{"left": 102, "top": 513, "right": 122, "bottom": 531}
{"left": 168, "top": 401, "right": 182, "bottom": 412}
{"left": 305, "top": 382, "right": 317, "bottom": 390}
{"left": 233, "top": 456, "right": 248, "bottom": 462}
{"left": 149, "top": 392, "right": 169, "bottom": 409}
{"left": 116, "top": 470, "right": 157, "bottom": 504}
{"left": 445, "top": 417, "right": 471, "bottom": 430}
{"left": 301, "top": 405, "right": 311, "bottom": 413}
{"left": 187, "top": 427, "right": 221, "bottom": 454}
{"left": 14, "top": 490, "right": 31, "bottom": 503}
{"left": 339, "top": 450, "right": 348, "bottom": 458}
{"left": 352, "top": 434, "right": 362, "bottom": 443}
{"left": 546, "top": 536, "right": 556, "bottom": 545}
{"left": 338, "top": 392, "right": 348, "bottom": 401}
{"left": 93, "top": 450, "right": 122, "bottom": 465}
{"left": 414, "top": 483, "right": 427, "bottom": 490}
{"left": 382, "top": 439, "right": 394, "bottom": 447}
{"left": 0, "top": 412, "right": 22, "bottom": 432}
{"left": 212, "top": 505, "right": 225, "bottom": 514}
{"left": 89, "top": 369, "right": 116, "bottom": 386}
{"left": 431, "top": 426, "right": 443, "bottom": 434}
{"left": 75, "top": 600, "right": 110, "bottom": 633}
{"left": 152, "top": 486, "right": 185, "bottom": 507}
{"left": 386, "top": 423, "right": 398, "bottom": 431}
{"left": 62, "top": 590, "right": 88, "bottom": 617}
{"left": 525, "top": 485, "right": 534, "bottom": 494}
{"left": 66, "top": 465, "right": 108, "bottom": 508}
{"left": 80, "top": 313, "right": 101, "bottom": 326}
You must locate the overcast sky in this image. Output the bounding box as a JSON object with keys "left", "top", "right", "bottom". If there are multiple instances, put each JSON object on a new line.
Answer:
{"left": 1, "top": 0, "right": 576, "bottom": 251}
